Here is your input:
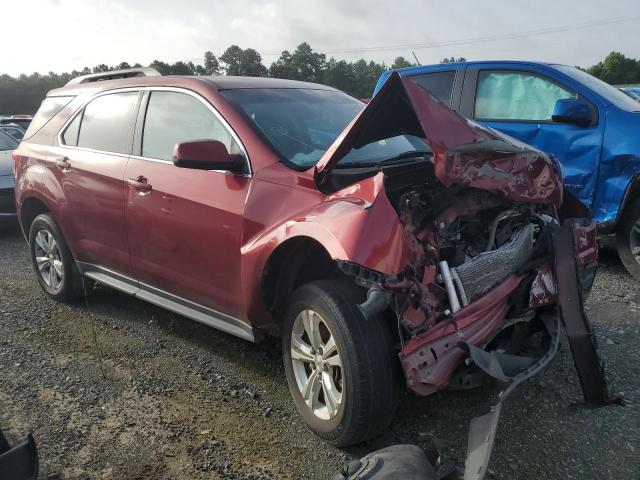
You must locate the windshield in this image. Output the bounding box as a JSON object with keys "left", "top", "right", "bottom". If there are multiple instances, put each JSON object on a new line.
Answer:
{"left": 553, "top": 65, "right": 640, "bottom": 112}
{"left": 0, "top": 130, "right": 18, "bottom": 150}
{"left": 222, "top": 88, "right": 431, "bottom": 169}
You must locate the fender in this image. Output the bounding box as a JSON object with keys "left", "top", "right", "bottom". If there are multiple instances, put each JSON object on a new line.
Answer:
{"left": 241, "top": 173, "right": 412, "bottom": 325}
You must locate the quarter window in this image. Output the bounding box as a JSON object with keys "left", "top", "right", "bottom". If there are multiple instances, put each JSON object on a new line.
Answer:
{"left": 474, "top": 71, "right": 576, "bottom": 121}
{"left": 409, "top": 71, "right": 456, "bottom": 106}
{"left": 62, "top": 111, "right": 82, "bottom": 146}
{"left": 24, "top": 96, "right": 74, "bottom": 139}
{"left": 77, "top": 92, "right": 138, "bottom": 154}
{"left": 141, "top": 91, "right": 242, "bottom": 162}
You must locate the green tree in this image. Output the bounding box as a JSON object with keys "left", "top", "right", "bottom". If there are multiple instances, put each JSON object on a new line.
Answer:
{"left": 203, "top": 51, "right": 221, "bottom": 75}
{"left": 440, "top": 56, "right": 466, "bottom": 64}
{"left": 391, "top": 56, "right": 414, "bottom": 69}
{"left": 92, "top": 64, "right": 111, "bottom": 73}
{"left": 587, "top": 51, "right": 640, "bottom": 85}
{"left": 220, "top": 45, "right": 267, "bottom": 76}
{"left": 322, "top": 58, "right": 357, "bottom": 94}
{"left": 270, "top": 42, "right": 326, "bottom": 82}
{"left": 350, "top": 59, "right": 387, "bottom": 98}
{"left": 149, "top": 60, "right": 172, "bottom": 75}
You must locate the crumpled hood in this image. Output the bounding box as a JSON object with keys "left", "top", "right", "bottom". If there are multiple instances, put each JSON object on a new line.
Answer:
{"left": 314, "top": 72, "right": 563, "bottom": 207}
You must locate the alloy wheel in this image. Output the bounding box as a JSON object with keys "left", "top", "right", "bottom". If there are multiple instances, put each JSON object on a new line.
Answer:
{"left": 290, "top": 309, "right": 343, "bottom": 420}
{"left": 34, "top": 229, "right": 64, "bottom": 291}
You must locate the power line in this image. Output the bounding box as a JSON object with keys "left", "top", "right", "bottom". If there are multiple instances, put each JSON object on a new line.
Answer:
{"left": 256, "top": 14, "right": 640, "bottom": 56}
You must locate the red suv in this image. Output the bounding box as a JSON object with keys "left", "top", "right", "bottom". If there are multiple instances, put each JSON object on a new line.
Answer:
{"left": 13, "top": 69, "right": 605, "bottom": 465}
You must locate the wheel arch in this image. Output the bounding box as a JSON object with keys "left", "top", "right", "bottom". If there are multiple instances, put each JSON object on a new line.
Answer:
{"left": 614, "top": 173, "right": 640, "bottom": 231}
{"left": 19, "top": 196, "right": 51, "bottom": 239}
{"left": 261, "top": 236, "right": 348, "bottom": 327}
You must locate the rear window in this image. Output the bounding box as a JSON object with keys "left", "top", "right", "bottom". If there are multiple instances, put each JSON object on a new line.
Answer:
{"left": 0, "top": 130, "right": 18, "bottom": 150}
{"left": 77, "top": 92, "right": 138, "bottom": 154}
{"left": 24, "top": 96, "right": 74, "bottom": 139}
{"left": 409, "top": 71, "right": 456, "bottom": 106}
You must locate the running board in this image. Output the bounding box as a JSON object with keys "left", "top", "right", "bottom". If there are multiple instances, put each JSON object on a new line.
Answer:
{"left": 77, "top": 262, "right": 258, "bottom": 342}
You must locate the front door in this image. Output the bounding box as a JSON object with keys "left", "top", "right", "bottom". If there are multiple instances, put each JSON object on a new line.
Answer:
{"left": 124, "top": 90, "right": 251, "bottom": 318}
{"left": 462, "top": 68, "right": 604, "bottom": 209}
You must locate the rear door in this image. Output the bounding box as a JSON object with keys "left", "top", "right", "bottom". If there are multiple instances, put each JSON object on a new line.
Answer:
{"left": 459, "top": 66, "right": 604, "bottom": 208}
{"left": 124, "top": 89, "right": 251, "bottom": 318}
{"left": 54, "top": 90, "right": 140, "bottom": 281}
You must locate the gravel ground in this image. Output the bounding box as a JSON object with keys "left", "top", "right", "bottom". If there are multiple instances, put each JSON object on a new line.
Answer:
{"left": 1, "top": 225, "right": 639, "bottom": 480}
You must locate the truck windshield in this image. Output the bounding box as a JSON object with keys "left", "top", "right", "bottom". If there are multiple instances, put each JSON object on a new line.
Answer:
{"left": 553, "top": 65, "right": 640, "bottom": 112}
{"left": 222, "top": 88, "right": 430, "bottom": 170}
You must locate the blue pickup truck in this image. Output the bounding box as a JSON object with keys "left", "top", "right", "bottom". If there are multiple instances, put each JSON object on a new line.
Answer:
{"left": 374, "top": 61, "right": 640, "bottom": 279}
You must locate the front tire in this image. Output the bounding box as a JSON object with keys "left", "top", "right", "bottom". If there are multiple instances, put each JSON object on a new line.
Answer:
{"left": 616, "top": 197, "right": 640, "bottom": 280}
{"left": 282, "top": 280, "right": 399, "bottom": 447}
{"left": 29, "top": 213, "right": 88, "bottom": 301}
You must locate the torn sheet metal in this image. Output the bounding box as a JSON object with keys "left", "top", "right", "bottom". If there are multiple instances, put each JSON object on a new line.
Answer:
{"left": 315, "top": 72, "right": 563, "bottom": 207}
{"left": 553, "top": 220, "right": 613, "bottom": 406}
{"left": 463, "top": 314, "right": 561, "bottom": 480}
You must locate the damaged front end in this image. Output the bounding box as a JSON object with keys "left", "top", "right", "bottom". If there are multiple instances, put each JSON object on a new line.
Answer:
{"left": 319, "top": 73, "right": 615, "bottom": 479}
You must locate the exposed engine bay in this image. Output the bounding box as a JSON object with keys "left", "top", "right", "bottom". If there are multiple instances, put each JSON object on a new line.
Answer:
{"left": 342, "top": 160, "right": 564, "bottom": 397}
{"left": 388, "top": 161, "right": 553, "bottom": 330}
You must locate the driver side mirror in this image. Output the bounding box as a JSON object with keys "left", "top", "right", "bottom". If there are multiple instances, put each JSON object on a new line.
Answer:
{"left": 172, "top": 140, "right": 245, "bottom": 172}
{"left": 552, "top": 98, "right": 595, "bottom": 127}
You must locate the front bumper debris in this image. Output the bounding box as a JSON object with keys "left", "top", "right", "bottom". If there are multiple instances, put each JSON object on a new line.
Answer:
{"left": 462, "top": 219, "right": 620, "bottom": 480}
{"left": 462, "top": 313, "right": 560, "bottom": 480}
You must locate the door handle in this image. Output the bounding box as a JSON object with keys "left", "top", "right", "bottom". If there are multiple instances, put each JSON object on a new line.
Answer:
{"left": 127, "top": 175, "right": 152, "bottom": 193}
{"left": 55, "top": 157, "right": 71, "bottom": 171}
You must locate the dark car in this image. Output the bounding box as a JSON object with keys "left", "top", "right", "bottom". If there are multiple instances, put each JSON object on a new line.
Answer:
{"left": 0, "top": 123, "right": 25, "bottom": 141}
{"left": 0, "top": 115, "right": 32, "bottom": 132}
{"left": 0, "top": 129, "right": 18, "bottom": 225}
{"left": 13, "top": 69, "right": 606, "bottom": 475}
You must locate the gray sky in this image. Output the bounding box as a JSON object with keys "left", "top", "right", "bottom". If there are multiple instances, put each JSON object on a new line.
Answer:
{"left": 3, "top": 0, "right": 639, "bottom": 76}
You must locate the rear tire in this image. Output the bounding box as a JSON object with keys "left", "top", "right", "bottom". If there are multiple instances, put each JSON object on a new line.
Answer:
{"left": 282, "top": 280, "right": 399, "bottom": 447}
{"left": 616, "top": 198, "right": 640, "bottom": 280}
{"left": 29, "top": 213, "right": 90, "bottom": 302}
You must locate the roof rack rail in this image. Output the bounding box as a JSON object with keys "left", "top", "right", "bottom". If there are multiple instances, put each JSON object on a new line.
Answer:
{"left": 65, "top": 67, "right": 161, "bottom": 86}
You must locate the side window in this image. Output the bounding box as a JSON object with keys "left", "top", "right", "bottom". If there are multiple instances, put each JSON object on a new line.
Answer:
{"left": 62, "top": 111, "right": 82, "bottom": 146}
{"left": 474, "top": 71, "right": 576, "bottom": 121}
{"left": 141, "top": 91, "right": 242, "bottom": 162}
{"left": 409, "top": 71, "right": 456, "bottom": 106}
{"left": 77, "top": 92, "right": 138, "bottom": 154}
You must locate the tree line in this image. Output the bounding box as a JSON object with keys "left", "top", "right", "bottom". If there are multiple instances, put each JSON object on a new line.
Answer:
{"left": 0, "top": 42, "right": 637, "bottom": 115}
{"left": 0, "top": 43, "right": 457, "bottom": 114}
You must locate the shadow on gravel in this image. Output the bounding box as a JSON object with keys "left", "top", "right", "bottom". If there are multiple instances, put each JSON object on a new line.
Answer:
{"left": 0, "top": 223, "right": 22, "bottom": 239}
{"left": 78, "top": 286, "right": 287, "bottom": 390}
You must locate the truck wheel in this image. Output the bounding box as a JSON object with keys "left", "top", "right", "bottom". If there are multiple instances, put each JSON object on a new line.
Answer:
{"left": 29, "top": 213, "right": 90, "bottom": 301}
{"left": 282, "top": 280, "right": 399, "bottom": 447}
{"left": 616, "top": 198, "right": 640, "bottom": 280}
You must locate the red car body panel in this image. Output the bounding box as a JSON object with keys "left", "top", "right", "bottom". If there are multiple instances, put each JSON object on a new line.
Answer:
{"left": 13, "top": 73, "right": 597, "bottom": 398}
{"left": 123, "top": 157, "right": 251, "bottom": 318}
{"left": 401, "top": 275, "right": 522, "bottom": 395}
